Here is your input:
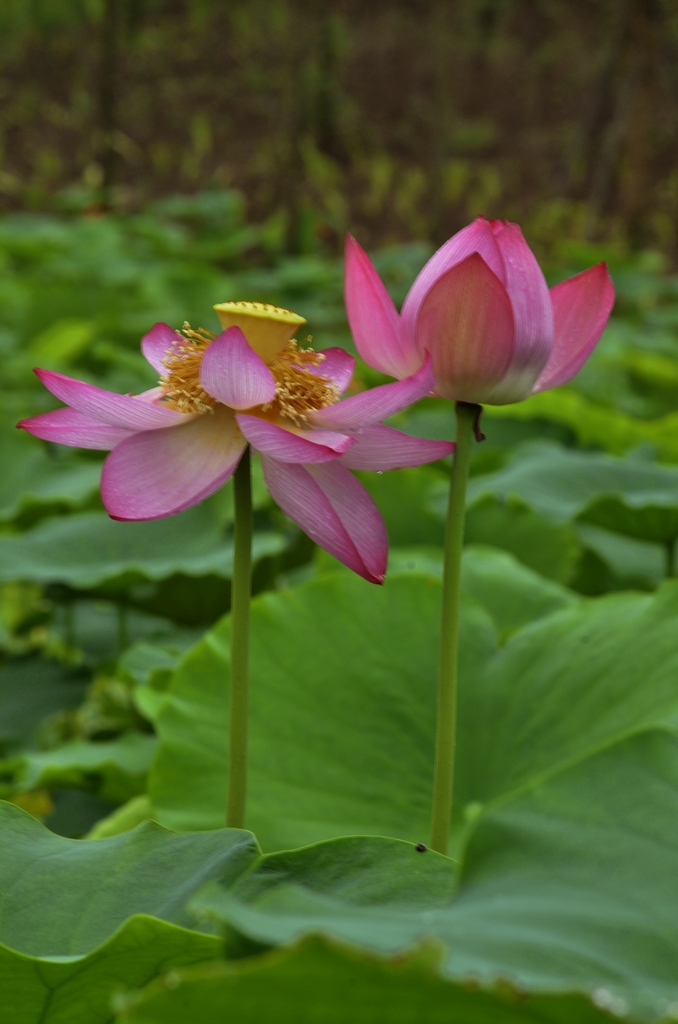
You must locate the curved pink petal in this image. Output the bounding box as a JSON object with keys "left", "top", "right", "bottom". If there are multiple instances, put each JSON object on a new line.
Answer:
{"left": 415, "top": 252, "right": 515, "bottom": 404}
{"left": 200, "top": 327, "right": 277, "bottom": 410}
{"left": 18, "top": 408, "right": 134, "bottom": 450}
{"left": 101, "top": 406, "right": 245, "bottom": 520}
{"left": 261, "top": 455, "right": 387, "bottom": 583}
{"left": 488, "top": 221, "right": 553, "bottom": 399}
{"left": 308, "top": 355, "right": 434, "bottom": 432}
{"left": 339, "top": 424, "right": 454, "bottom": 470}
{"left": 34, "top": 369, "right": 188, "bottom": 431}
{"left": 532, "top": 263, "right": 615, "bottom": 394}
{"left": 345, "top": 234, "right": 419, "bottom": 379}
{"left": 401, "top": 218, "right": 506, "bottom": 349}
{"left": 316, "top": 347, "right": 356, "bottom": 396}
{"left": 236, "top": 414, "right": 353, "bottom": 463}
{"left": 141, "top": 322, "right": 180, "bottom": 375}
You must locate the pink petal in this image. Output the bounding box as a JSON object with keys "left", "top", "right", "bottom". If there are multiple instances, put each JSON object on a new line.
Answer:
{"left": 415, "top": 252, "right": 515, "bottom": 404}
{"left": 34, "top": 369, "right": 189, "bottom": 431}
{"left": 401, "top": 218, "right": 506, "bottom": 348}
{"left": 344, "top": 235, "right": 420, "bottom": 378}
{"left": 487, "top": 221, "right": 553, "bottom": 400}
{"left": 141, "top": 323, "right": 180, "bottom": 375}
{"left": 339, "top": 424, "right": 454, "bottom": 470}
{"left": 236, "top": 414, "right": 354, "bottom": 463}
{"left": 101, "top": 406, "right": 245, "bottom": 520}
{"left": 17, "top": 408, "right": 133, "bottom": 450}
{"left": 261, "top": 456, "right": 387, "bottom": 583}
{"left": 308, "top": 356, "right": 434, "bottom": 432}
{"left": 533, "top": 263, "right": 615, "bottom": 394}
{"left": 200, "top": 327, "right": 277, "bottom": 410}
{"left": 316, "top": 347, "right": 356, "bottom": 395}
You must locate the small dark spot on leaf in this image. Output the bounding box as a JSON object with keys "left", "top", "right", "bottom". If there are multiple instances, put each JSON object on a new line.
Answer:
{"left": 415, "top": 842, "right": 427, "bottom": 852}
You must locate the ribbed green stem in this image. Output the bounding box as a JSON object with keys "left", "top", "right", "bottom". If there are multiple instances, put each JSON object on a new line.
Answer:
{"left": 430, "top": 402, "right": 477, "bottom": 855}
{"left": 226, "top": 446, "right": 253, "bottom": 829}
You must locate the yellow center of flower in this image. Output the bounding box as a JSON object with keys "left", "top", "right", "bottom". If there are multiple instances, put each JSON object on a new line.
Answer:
{"left": 160, "top": 325, "right": 217, "bottom": 415}
{"left": 263, "top": 340, "right": 339, "bottom": 426}
{"left": 159, "top": 309, "right": 339, "bottom": 423}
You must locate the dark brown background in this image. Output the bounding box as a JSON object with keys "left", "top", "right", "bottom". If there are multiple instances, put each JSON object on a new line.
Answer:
{"left": 2, "top": 0, "right": 678, "bottom": 257}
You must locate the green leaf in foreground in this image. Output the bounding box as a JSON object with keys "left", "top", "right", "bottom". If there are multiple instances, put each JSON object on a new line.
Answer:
{"left": 2, "top": 917, "right": 220, "bottom": 1024}
{"left": 114, "top": 935, "right": 624, "bottom": 1024}
{"left": 189, "top": 732, "right": 678, "bottom": 1019}
{"left": 0, "top": 801, "right": 258, "bottom": 1024}
{"left": 150, "top": 565, "right": 678, "bottom": 856}
{"left": 149, "top": 568, "right": 496, "bottom": 848}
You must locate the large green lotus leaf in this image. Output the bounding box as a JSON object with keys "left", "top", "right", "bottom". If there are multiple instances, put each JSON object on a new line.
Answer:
{"left": 387, "top": 545, "right": 578, "bottom": 636}
{"left": 151, "top": 568, "right": 678, "bottom": 851}
{"left": 466, "top": 442, "right": 678, "bottom": 543}
{"left": 0, "top": 801, "right": 257, "bottom": 954}
{"left": 0, "top": 656, "right": 88, "bottom": 755}
{"left": 0, "top": 800, "right": 258, "bottom": 1024}
{"left": 150, "top": 570, "right": 497, "bottom": 847}
{"left": 0, "top": 507, "right": 286, "bottom": 590}
{"left": 0, "top": 423, "right": 100, "bottom": 524}
{"left": 0, "top": 916, "right": 221, "bottom": 1024}
{"left": 186, "top": 732, "right": 678, "bottom": 1020}
{"left": 190, "top": 836, "right": 457, "bottom": 952}
{"left": 114, "top": 936, "right": 618, "bottom": 1024}
{"left": 440, "top": 730, "right": 678, "bottom": 1016}
{"left": 11, "top": 733, "right": 158, "bottom": 803}
{"left": 460, "top": 581, "right": 678, "bottom": 807}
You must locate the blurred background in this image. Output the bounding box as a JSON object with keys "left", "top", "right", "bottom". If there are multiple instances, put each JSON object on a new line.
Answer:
{"left": 2, "top": 0, "right": 678, "bottom": 257}
{"left": 2, "top": 0, "right": 678, "bottom": 840}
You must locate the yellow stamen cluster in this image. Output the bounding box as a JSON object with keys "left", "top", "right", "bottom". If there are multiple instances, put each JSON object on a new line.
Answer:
{"left": 158, "top": 317, "right": 339, "bottom": 424}
{"left": 159, "top": 323, "right": 216, "bottom": 414}
{"left": 265, "top": 340, "right": 339, "bottom": 425}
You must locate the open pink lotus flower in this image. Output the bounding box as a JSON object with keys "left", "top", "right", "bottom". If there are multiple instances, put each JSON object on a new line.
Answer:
{"left": 345, "top": 216, "right": 615, "bottom": 405}
{"left": 19, "top": 301, "right": 453, "bottom": 583}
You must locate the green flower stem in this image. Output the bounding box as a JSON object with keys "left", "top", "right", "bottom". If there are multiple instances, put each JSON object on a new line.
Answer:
{"left": 430, "top": 402, "right": 477, "bottom": 855}
{"left": 226, "top": 445, "right": 253, "bottom": 829}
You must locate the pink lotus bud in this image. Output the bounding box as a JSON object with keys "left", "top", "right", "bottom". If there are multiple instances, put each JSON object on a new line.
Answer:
{"left": 345, "top": 218, "right": 615, "bottom": 405}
